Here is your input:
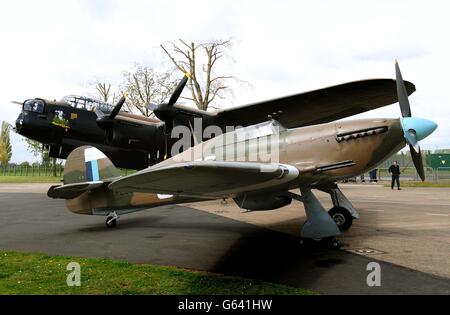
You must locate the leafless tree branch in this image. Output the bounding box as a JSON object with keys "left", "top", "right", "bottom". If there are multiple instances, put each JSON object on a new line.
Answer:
{"left": 159, "top": 38, "right": 236, "bottom": 111}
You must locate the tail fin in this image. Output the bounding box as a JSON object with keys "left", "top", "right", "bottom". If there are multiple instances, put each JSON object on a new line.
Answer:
{"left": 48, "top": 146, "right": 120, "bottom": 199}
{"left": 64, "top": 145, "right": 120, "bottom": 184}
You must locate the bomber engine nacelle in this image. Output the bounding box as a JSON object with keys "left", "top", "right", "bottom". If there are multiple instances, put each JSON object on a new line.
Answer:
{"left": 233, "top": 193, "right": 292, "bottom": 211}
{"left": 106, "top": 128, "right": 132, "bottom": 147}
{"left": 105, "top": 123, "right": 164, "bottom": 152}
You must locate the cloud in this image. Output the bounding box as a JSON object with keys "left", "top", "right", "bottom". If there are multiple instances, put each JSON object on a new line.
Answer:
{"left": 1, "top": 0, "right": 449, "bottom": 162}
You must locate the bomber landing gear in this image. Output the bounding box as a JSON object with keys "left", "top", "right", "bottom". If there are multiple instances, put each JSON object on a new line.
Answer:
{"left": 328, "top": 206, "right": 353, "bottom": 231}
{"left": 105, "top": 212, "right": 119, "bottom": 228}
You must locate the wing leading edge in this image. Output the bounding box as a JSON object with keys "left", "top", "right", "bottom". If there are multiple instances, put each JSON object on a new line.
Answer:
{"left": 216, "top": 79, "right": 415, "bottom": 128}
{"left": 109, "top": 161, "right": 300, "bottom": 198}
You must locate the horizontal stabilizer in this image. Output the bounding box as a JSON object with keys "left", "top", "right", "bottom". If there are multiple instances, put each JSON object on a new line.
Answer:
{"left": 48, "top": 181, "right": 105, "bottom": 199}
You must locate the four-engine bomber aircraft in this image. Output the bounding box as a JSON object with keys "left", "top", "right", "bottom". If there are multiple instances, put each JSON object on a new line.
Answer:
{"left": 48, "top": 63, "right": 437, "bottom": 246}
{"left": 15, "top": 64, "right": 419, "bottom": 170}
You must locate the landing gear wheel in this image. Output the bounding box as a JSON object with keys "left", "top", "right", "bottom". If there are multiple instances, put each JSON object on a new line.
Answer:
{"left": 328, "top": 206, "right": 353, "bottom": 231}
{"left": 329, "top": 237, "right": 341, "bottom": 249}
{"left": 105, "top": 216, "right": 117, "bottom": 228}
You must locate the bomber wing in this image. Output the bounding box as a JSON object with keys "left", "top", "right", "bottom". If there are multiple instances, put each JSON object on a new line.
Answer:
{"left": 216, "top": 79, "right": 415, "bottom": 128}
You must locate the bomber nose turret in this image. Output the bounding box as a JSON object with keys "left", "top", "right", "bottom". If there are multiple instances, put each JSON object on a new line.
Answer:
{"left": 15, "top": 112, "right": 23, "bottom": 133}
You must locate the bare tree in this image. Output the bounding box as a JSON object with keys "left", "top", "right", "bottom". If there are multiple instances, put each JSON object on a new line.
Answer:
{"left": 121, "top": 65, "right": 178, "bottom": 117}
{"left": 96, "top": 83, "right": 113, "bottom": 102}
{"left": 89, "top": 81, "right": 119, "bottom": 104}
{"left": 160, "top": 38, "right": 235, "bottom": 111}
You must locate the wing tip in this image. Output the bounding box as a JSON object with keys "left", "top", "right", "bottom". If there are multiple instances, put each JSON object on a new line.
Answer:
{"left": 404, "top": 80, "right": 416, "bottom": 95}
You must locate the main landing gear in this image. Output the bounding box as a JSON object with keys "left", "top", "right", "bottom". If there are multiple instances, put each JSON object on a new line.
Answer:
{"left": 287, "top": 184, "right": 359, "bottom": 249}
{"left": 326, "top": 184, "right": 359, "bottom": 231}
{"left": 105, "top": 211, "right": 119, "bottom": 228}
{"left": 328, "top": 206, "right": 353, "bottom": 231}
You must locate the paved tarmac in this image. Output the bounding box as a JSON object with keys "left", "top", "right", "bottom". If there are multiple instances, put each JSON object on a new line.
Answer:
{"left": 190, "top": 184, "right": 450, "bottom": 279}
{"left": 1, "top": 186, "right": 450, "bottom": 294}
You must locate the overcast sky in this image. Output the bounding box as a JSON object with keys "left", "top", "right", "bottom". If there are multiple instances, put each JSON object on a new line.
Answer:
{"left": 1, "top": 0, "right": 449, "bottom": 163}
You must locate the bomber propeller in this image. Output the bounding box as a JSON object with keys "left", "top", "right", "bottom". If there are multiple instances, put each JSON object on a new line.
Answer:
{"left": 395, "top": 61, "right": 437, "bottom": 181}
{"left": 146, "top": 72, "right": 190, "bottom": 134}
{"left": 95, "top": 95, "right": 127, "bottom": 129}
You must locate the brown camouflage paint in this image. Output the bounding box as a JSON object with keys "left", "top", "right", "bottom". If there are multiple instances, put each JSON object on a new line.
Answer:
{"left": 64, "top": 118, "right": 405, "bottom": 215}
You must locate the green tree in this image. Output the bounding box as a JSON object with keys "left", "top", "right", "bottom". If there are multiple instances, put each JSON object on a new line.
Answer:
{"left": 0, "top": 121, "right": 12, "bottom": 165}
{"left": 20, "top": 161, "right": 30, "bottom": 167}
{"left": 25, "top": 139, "right": 59, "bottom": 176}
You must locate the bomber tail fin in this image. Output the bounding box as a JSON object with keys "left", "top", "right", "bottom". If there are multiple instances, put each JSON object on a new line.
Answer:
{"left": 48, "top": 146, "right": 121, "bottom": 199}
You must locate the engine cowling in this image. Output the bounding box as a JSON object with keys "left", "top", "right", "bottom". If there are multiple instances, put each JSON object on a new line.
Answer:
{"left": 233, "top": 193, "right": 292, "bottom": 211}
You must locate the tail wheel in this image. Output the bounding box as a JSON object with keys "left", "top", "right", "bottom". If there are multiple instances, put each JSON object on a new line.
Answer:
{"left": 328, "top": 206, "right": 353, "bottom": 231}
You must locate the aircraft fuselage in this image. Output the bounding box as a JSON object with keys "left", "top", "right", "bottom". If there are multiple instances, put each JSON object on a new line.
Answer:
{"left": 64, "top": 118, "right": 406, "bottom": 215}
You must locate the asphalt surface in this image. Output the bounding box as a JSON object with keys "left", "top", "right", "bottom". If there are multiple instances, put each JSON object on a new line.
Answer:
{"left": 1, "top": 191, "right": 450, "bottom": 294}
{"left": 191, "top": 184, "right": 450, "bottom": 279}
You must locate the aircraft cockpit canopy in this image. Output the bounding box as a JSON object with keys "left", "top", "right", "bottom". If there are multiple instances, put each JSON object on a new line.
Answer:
{"left": 235, "top": 120, "right": 286, "bottom": 142}
{"left": 23, "top": 99, "right": 45, "bottom": 113}
{"left": 61, "top": 95, "right": 116, "bottom": 114}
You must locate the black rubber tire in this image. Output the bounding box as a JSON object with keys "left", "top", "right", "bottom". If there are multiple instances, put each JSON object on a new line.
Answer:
{"left": 105, "top": 216, "right": 117, "bottom": 228}
{"left": 329, "top": 237, "right": 342, "bottom": 249}
{"left": 328, "top": 206, "right": 353, "bottom": 231}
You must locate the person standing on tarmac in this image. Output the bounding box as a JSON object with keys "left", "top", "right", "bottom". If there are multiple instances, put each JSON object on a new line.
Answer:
{"left": 388, "top": 160, "right": 401, "bottom": 190}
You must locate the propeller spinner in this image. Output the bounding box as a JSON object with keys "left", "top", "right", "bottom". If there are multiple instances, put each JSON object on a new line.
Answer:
{"left": 395, "top": 61, "right": 437, "bottom": 181}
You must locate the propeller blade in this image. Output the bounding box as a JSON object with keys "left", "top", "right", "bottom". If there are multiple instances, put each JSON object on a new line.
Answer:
{"left": 395, "top": 60, "right": 412, "bottom": 118}
{"left": 167, "top": 73, "right": 190, "bottom": 107}
{"left": 11, "top": 101, "right": 23, "bottom": 105}
{"left": 109, "top": 95, "right": 126, "bottom": 119}
{"left": 409, "top": 144, "right": 425, "bottom": 181}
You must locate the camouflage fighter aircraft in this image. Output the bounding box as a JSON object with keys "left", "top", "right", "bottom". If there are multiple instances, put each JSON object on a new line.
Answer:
{"left": 48, "top": 62, "right": 437, "bottom": 245}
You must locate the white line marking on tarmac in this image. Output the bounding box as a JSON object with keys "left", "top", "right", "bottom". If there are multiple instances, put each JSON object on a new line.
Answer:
{"left": 425, "top": 213, "right": 449, "bottom": 217}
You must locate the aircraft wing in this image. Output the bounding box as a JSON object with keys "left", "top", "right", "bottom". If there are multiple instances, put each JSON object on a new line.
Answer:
{"left": 108, "top": 161, "right": 299, "bottom": 198}
{"left": 217, "top": 79, "right": 416, "bottom": 128}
